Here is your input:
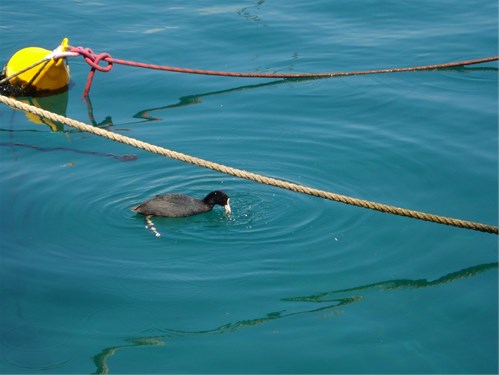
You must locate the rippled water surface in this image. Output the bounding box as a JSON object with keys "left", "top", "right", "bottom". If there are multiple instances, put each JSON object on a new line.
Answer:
{"left": 1, "top": 1, "right": 498, "bottom": 374}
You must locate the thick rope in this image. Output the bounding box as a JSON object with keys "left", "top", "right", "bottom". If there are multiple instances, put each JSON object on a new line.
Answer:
{"left": 1, "top": 95, "right": 497, "bottom": 235}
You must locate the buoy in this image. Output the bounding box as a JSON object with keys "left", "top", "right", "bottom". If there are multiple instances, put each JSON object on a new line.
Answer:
{"left": 4, "top": 38, "right": 71, "bottom": 96}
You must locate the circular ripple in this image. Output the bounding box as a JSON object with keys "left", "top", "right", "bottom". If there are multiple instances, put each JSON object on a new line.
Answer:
{"left": 1, "top": 323, "right": 76, "bottom": 372}
{"left": 6, "top": 135, "right": 372, "bottom": 251}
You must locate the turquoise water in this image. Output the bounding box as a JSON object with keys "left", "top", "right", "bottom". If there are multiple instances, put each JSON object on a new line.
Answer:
{"left": 1, "top": 1, "right": 498, "bottom": 374}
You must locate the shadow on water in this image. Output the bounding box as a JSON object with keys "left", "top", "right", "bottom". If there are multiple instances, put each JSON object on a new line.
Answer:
{"left": 0, "top": 142, "right": 137, "bottom": 162}
{"left": 131, "top": 79, "right": 289, "bottom": 122}
{"left": 1, "top": 79, "right": 290, "bottom": 162}
{"left": 129, "top": 66, "right": 498, "bottom": 123}
{"left": 74, "top": 64, "right": 499, "bottom": 129}
{"left": 91, "top": 262, "right": 497, "bottom": 374}
{"left": 283, "top": 262, "right": 498, "bottom": 302}
{"left": 3, "top": 78, "right": 290, "bottom": 129}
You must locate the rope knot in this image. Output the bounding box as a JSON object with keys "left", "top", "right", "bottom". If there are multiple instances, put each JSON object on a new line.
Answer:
{"left": 70, "top": 46, "right": 113, "bottom": 72}
{"left": 70, "top": 46, "right": 114, "bottom": 96}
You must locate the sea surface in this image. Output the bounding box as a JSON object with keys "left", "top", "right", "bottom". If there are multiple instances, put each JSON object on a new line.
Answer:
{"left": 0, "top": 1, "right": 498, "bottom": 374}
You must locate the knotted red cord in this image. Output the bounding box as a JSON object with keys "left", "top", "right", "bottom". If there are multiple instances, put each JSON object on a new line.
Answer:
{"left": 70, "top": 46, "right": 113, "bottom": 96}
{"left": 70, "top": 46, "right": 113, "bottom": 72}
{"left": 68, "top": 45, "right": 499, "bottom": 97}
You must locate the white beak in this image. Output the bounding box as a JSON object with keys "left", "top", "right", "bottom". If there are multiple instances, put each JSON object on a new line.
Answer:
{"left": 224, "top": 198, "right": 231, "bottom": 216}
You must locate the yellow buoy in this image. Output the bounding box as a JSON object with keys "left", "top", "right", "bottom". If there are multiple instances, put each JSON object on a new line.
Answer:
{"left": 5, "top": 38, "right": 71, "bottom": 96}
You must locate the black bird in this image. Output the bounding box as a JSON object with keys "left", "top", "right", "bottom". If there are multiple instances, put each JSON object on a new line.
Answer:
{"left": 133, "top": 190, "right": 231, "bottom": 217}
{"left": 132, "top": 191, "right": 231, "bottom": 236}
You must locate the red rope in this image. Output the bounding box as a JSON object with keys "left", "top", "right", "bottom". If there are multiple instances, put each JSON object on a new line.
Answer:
{"left": 69, "top": 46, "right": 498, "bottom": 97}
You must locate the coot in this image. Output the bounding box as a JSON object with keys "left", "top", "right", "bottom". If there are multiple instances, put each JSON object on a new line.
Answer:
{"left": 132, "top": 190, "right": 231, "bottom": 218}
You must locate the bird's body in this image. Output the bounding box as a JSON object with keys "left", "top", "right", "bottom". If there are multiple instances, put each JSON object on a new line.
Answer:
{"left": 132, "top": 191, "right": 231, "bottom": 237}
{"left": 132, "top": 191, "right": 231, "bottom": 218}
{"left": 133, "top": 194, "right": 212, "bottom": 217}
